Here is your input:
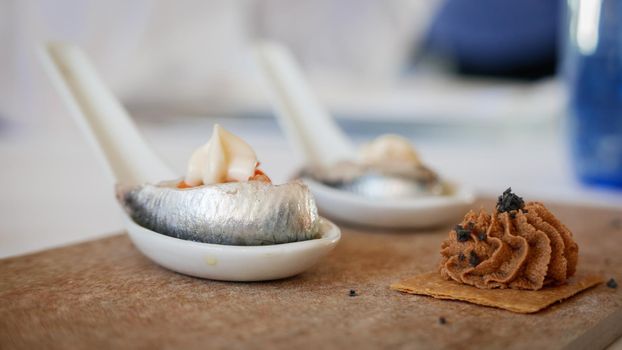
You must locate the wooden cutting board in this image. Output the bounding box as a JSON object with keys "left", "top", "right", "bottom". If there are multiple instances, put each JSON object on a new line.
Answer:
{"left": 1, "top": 199, "right": 621, "bottom": 350}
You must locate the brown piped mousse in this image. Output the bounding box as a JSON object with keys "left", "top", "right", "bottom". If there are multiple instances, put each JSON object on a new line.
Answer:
{"left": 439, "top": 188, "right": 579, "bottom": 290}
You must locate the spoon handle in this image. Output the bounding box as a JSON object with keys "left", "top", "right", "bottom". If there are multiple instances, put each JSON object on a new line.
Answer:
{"left": 254, "top": 42, "right": 355, "bottom": 169}
{"left": 39, "top": 43, "right": 175, "bottom": 185}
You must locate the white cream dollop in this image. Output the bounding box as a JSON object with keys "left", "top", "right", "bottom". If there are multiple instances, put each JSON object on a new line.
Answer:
{"left": 185, "top": 125, "right": 258, "bottom": 186}
{"left": 359, "top": 134, "right": 421, "bottom": 166}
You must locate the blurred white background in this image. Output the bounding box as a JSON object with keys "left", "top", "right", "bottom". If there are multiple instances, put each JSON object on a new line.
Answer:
{"left": 2, "top": 0, "right": 437, "bottom": 124}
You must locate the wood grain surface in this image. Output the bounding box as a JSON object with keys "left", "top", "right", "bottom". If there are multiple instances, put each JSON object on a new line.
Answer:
{"left": 1, "top": 199, "right": 621, "bottom": 350}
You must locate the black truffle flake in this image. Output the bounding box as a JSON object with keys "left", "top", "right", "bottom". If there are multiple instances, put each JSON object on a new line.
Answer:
{"left": 438, "top": 317, "right": 447, "bottom": 325}
{"left": 469, "top": 251, "right": 480, "bottom": 267}
{"left": 496, "top": 187, "right": 525, "bottom": 213}
{"left": 478, "top": 231, "right": 487, "bottom": 241}
{"left": 455, "top": 225, "right": 471, "bottom": 242}
{"left": 607, "top": 278, "right": 618, "bottom": 289}
{"left": 349, "top": 289, "right": 358, "bottom": 297}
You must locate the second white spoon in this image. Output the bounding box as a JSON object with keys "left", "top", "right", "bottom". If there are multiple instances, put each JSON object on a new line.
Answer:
{"left": 254, "top": 42, "right": 475, "bottom": 228}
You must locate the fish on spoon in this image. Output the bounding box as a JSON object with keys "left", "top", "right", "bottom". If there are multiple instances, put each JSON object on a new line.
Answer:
{"left": 302, "top": 134, "right": 446, "bottom": 200}
{"left": 41, "top": 42, "right": 340, "bottom": 281}
{"left": 117, "top": 125, "right": 321, "bottom": 245}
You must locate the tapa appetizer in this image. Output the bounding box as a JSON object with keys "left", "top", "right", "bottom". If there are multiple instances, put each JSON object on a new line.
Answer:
{"left": 439, "top": 188, "right": 579, "bottom": 290}
{"left": 392, "top": 189, "right": 603, "bottom": 313}
{"left": 303, "top": 134, "right": 445, "bottom": 199}
{"left": 117, "top": 125, "right": 320, "bottom": 246}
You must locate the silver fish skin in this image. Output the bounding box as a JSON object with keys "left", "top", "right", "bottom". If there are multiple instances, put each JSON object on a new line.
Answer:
{"left": 116, "top": 180, "right": 321, "bottom": 245}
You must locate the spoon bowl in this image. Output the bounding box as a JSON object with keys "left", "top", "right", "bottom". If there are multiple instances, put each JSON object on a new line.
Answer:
{"left": 125, "top": 213, "right": 340, "bottom": 281}
{"left": 40, "top": 42, "right": 340, "bottom": 281}
{"left": 305, "top": 177, "right": 474, "bottom": 228}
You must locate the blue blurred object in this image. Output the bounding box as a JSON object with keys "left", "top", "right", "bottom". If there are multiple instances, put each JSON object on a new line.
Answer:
{"left": 423, "top": 0, "right": 560, "bottom": 79}
{"left": 564, "top": 0, "right": 622, "bottom": 188}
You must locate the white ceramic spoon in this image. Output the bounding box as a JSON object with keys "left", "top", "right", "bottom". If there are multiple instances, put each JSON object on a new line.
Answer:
{"left": 254, "top": 42, "right": 475, "bottom": 228}
{"left": 39, "top": 42, "right": 340, "bottom": 281}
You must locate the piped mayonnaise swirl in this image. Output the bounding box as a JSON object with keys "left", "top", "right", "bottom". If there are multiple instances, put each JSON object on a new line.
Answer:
{"left": 185, "top": 125, "right": 259, "bottom": 186}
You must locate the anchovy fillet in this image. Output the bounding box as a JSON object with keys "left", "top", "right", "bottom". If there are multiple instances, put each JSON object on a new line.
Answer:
{"left": 117, "top": 181, "right": 320, "bottom": 245}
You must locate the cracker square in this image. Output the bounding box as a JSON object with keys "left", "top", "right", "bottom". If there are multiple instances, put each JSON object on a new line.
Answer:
{"left": 391, "top": 271, "right": 603, "bottom": 313}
